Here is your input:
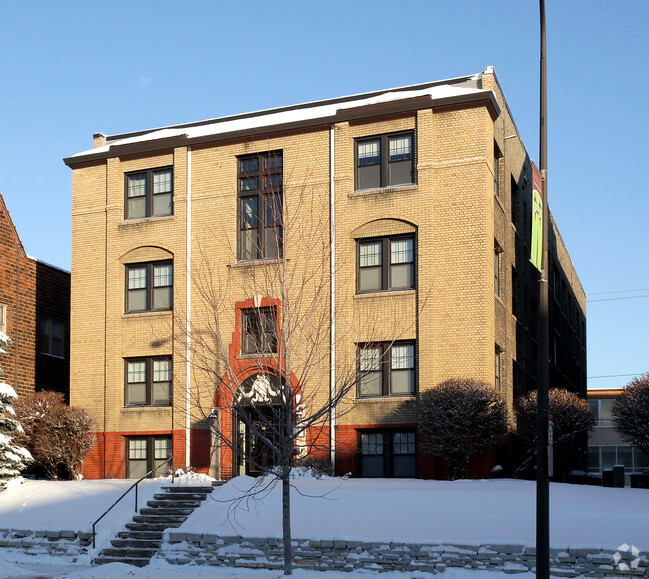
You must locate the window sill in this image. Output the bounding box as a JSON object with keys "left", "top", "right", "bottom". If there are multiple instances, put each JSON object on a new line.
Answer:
{"left": 229, "top": 258, "right": 286, "bottom": 269}
{"left": 356, "top": 394, "right": 415, "bottom": 401}
{"left": 119, "top": 215, "right": 174, "bottom": 227}
{"left": 354, "top": 289, "right": 416, "bottom": 299}
{"left": 122, "top": 405, "right": 172, "bottom": 410}
{"left": 122, "top": 309, "right": 172, "bottom": 319}
{"left": 237, "top": 353, "right": 278, "bottom": 360}
{"left": 348, "top": 184, "right": 417, "bottom": 198}
{"left": 40, "top": 352, "right": 65, "bottom": 360}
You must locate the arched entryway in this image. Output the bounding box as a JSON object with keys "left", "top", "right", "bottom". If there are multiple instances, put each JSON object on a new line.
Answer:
{"left": 234, "top": 373, "right": 283, "bottom": 477}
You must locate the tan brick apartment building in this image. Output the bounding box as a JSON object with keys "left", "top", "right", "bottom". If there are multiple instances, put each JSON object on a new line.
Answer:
{"left": 64, "top": 67, "right": 586, "bottom": 480}
{"left": 0, "top": 192, "right": 70, "bottom": 399}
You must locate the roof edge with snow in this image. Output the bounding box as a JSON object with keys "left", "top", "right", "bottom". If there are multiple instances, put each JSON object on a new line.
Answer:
{"left": 64, "top": 69, "right": 501, "bottom": 166}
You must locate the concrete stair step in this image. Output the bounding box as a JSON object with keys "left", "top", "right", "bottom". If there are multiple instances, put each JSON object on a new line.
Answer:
{"left": 139, "top": 507, "right": 193, "bottom": 516}
{"left": 161, "top": 486, "right": 213, "bottom": 494}
{"left": 100, "top": 548, "right": 159, "bottom": 559}
{"left": 146, "top": 500, "right": 201, "bottom": 508}
{"left": 117, "top": 531, "right": 163, "bottom": 540}
{"left": 125, "top": 522, "right": 181, "bottom": 532}
{"left": 132, "top": 515, "right": 187, "bottom": 524}
{"left": 110, "top": 539, "right": 161, "bottom": 549}
{"left": 93, "top": 556, "right": 150, "bottom": 568}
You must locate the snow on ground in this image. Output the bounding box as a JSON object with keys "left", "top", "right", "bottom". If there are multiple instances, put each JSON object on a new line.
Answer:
{"left": 188, "top": 476, "right": 649, "bottom": 551}
{"left": 0, "top": 475, "right": 648, "bottom": 578}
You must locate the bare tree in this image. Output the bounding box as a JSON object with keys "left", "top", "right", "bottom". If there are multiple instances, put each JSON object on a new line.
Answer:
{"left": 418, "top": 378, "right": 508, "bottom": 480}
{"left": 612, "top": 373, "right": 649, "bottom": 461}
{"left": 14, "top": 391, "right": 95, "bottom": 480}
{"left": 514, "top": 388, "right": 593, "bottom": 478}
{"left": 173, "top": 152, "right": 408, "bottom": 575}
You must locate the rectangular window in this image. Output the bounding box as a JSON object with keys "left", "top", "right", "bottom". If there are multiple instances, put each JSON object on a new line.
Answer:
{"left": 493, "top": 143, "right": 502, "bottom": 198}
{"left": 238, "top": 151, "right": 283, "bottom": 261}
{"left": 588, "top": 399, "right": 614, "bottom": 427}
{"left": 126, "top": 261, "right": 172, "bottom": 313}
{"left": 39, "top": 319, "right": 64, "bottom": 357}
{"left": 125, "top": 357, "right": 172, "bottom": 406}
{"left": 494, "top": 243, "right": 502, "bottom": 297}
{"left": 358, "top": 342, "right": 415, "bottom": 397}
{"left": 126, "top": 435, "right": 172, "bottom": 478}
{"left": 359, "top": 429, "right": 415, "bottom": 477}
{"left": 356, "top": 132, "right": 414, "bottom": 190}
{"left": 357, "top": 235, "right": 415, "bottom": 293}
{"left": 125, "top": 167, "right": 173, "bottom": 219}
{"left": 241, "top": 307, "right": 278, "bottom": 354}
{"left": 0, "top": 304, "right": 6, "bottom": 334}
{"left": 495, "top": 345, "right": 503, "bottom": 390}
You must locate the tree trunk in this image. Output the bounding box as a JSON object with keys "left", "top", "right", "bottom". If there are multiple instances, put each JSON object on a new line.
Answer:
{"left": 282, "top": 469, "right": 293, "bottom": 575}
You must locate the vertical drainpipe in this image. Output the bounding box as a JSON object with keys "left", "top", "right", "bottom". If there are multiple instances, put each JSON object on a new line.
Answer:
{"left": 329, "top": 125, "right": 336, "bottom": 470}
{"left": 185, "top": 147, "right": 192, "bottom": 469}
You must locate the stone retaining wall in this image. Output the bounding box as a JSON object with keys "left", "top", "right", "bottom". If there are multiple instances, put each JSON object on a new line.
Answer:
{"left": 160, "top": 533, "right": 648, "bottom": 577}
{"left": 0, "top": 528, "right": 92, "bottom": 563}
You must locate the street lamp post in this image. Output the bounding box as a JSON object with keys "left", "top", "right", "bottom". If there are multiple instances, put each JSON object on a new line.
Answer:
{"left": 537, "top": 1, "right": 550, "bottom": 578}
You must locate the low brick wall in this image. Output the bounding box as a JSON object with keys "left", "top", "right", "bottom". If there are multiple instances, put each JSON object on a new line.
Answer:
{"left": 159, "top": 533, "right": 648, "bottom": 576}
{"left": 0, "top": 528, "right": 92, "bottom": 563}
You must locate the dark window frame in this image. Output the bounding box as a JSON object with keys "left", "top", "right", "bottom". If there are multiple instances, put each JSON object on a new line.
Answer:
{"left": 495, "top": 345, "right": 503, "bottom": 391}
{"left": 358, "top": 428, "right": 416, "bottom": 478}
{"left": 241, "top": 307, "right": 278, "bottom": 355}
{"left": 355, "top": 131, "right": 415, "bottom": 190}
{"left": 357, "top": 341, "right": 416, "bottom": 398}
{"left": 356, "top": 234, "right": 416, "bottom": 294}
{"left": 124, "top": 356, "right": 172, "bottom": 407}
{"left": 238, "top": 150, "right": 283, "bottom": 261}
{"left": 39, "top": 318, "right": 64, "bottom": 358}
{"left": 124, "top": 167, "right": 174, "bottom": 220}
{"left": 125, "top": 260, "right": 173, "bottom": 313}
{"left": 494, "top": 243, "right": 502, "bottom": 297}
{"left": 493, "top": 142, "right": 503, "bottom": 198}
{"left": 125, "top": 435, "right": 173, "bottom": 478}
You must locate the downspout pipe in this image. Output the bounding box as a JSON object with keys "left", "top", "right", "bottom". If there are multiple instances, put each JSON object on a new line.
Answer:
{"left": 186, "top": 148, "right": 192, "bottom": 470}
{"left": 329, "top": 125, "right": 336, "bottom": 470}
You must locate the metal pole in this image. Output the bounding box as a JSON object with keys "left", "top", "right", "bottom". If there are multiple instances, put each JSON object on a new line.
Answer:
{"left": 537, "top": 1, "right": 550, "bottom": 577}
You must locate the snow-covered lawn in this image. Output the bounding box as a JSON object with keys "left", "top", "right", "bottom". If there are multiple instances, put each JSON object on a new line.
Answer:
{"left": 0, "top": 475, "right": 648, "bottom": 578}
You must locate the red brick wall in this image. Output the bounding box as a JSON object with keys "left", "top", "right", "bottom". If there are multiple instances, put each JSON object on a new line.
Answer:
{"left": 0, "top": 193, "right": 70, "bottom": 400}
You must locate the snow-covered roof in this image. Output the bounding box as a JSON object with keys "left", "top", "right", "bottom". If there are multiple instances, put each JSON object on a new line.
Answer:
{"left": 64, "top": 69, "right": 501, "bottom": 165}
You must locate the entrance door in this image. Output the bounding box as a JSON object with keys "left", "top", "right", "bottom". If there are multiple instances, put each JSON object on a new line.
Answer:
{"left": 235, "top": 405, "right": 281, "bottom": 476}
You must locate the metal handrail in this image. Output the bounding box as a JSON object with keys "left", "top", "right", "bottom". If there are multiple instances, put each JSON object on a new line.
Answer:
{"left": 91, "top": 456, "right": 174, "bottom": 549}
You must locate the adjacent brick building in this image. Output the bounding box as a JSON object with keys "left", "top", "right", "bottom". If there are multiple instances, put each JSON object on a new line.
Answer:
{"left": 64, "top": 67, "right": 586, "bottom": 480}
{"left": 0, "top": 192, "right": 70, "bottom": 399}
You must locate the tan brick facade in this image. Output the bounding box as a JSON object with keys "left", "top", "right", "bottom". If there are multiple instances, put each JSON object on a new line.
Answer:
{"left": 66, "top": 68, "right": 586, "bottom": 480}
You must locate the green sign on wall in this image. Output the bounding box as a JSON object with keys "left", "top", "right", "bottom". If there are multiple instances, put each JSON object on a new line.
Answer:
{"left": 531, "top": 189, "right": 543, "bottom": 272}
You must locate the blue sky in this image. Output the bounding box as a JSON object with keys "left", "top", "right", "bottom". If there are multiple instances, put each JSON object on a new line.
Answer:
{"left": 1, "top": 0, "right": 648, "bottom": 390}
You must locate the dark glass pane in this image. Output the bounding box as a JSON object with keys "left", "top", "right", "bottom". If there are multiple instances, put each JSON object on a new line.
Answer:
{"left": 388, "top": 160, "right": 412, "bottom": 185}
{"left": 360, "top": 372, "right": 382, "bottom": 396}
{"left": 240, "top": 177, "right": 259, "bottom": 192}
{"left": 128, "top": 289, "right": 146, "bottom": 312}
{"left": 153, "top": 287, "right": 171, "bottom": 310}
{"left": 393, "top": 455, "right": 416, "bottom": 478}
{"left": 358, "top": 140, "right": 380, "bottom": 166}
{"left": 127, "top": 197, "right": 146, "bottom": 219}
{"left": 240, "top": 158, "right": 259, "bottom": 173}
{"left": 389, "top": 135, "right": 411, "bottom": 161}
{"left": 390, "top": 263, "right": 412, "bottom": 289}
{"left": 358, "top": 165, "right": 380, "bottom": 190}
{"left": 265, "top": 227, "right": 281, "bottom": 259}
{"left": 359, "top": 268, "right": 381, "bottom": 292}
{"left": 153, "top": 192, "right": 172, "bottom": 216}
{"left": 128, "top": 382, "right": 147, "bottom": 405}
{"left": 241, "top": 197, "right": 258, "bottom": 228}
{"left": 129, "top": 460, "right": 147, "bottom": 479}
{"left": 265, "top": 155, "right": 283, "bottom": 169}
{"left": 265, "top": 194, "right": 282, "bottom": 226}
{"left": 391, "top": 369, "right": 414, "bottom": 394}
{"left": 265, "top": 175, "right": 283, "bottom": 191}
{"left": 240, "top": 230, "right": 259, "bottom": 260}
